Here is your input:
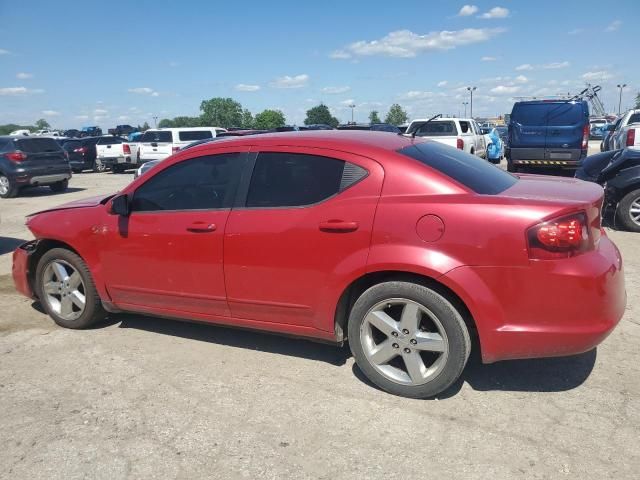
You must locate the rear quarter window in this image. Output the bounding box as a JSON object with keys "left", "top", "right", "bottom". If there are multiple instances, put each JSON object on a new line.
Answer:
{"left": 179, "top": 130, "right": 213, "bottom": 142}
{"left": 141, "top": 131, "right": 173, "bottom": 143}
{"left": 414, "top": 121, "right": 458, "bottom": 137}
{"left": 14, "top": 138, "right": 62, "bottom": 153}
{"left": 98, "top": 137, "right": 123, "bottom": 145}
{"left": 398, "top": 141, "right": 517, "bottom": 195}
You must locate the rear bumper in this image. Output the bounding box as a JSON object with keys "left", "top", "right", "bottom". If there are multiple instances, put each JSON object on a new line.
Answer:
{"left": 101, "top": 156, "right": 132, "bottom": 166}
{"left": 441, "top": 235, "right": 625, "bottom": 363}
{"left": 12, "top": 242, "right": 37, "bottom": 298}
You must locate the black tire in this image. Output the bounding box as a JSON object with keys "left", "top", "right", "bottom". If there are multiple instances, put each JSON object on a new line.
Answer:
{"left": 112, "top": 165, "right": 124, "bottom": 174}
{"left": 93, "top": 159, "right": 106, "bottom": 173}
{"left": 616, "top": 189, "right": 640, "bottom": 233}
{"left": 49, "top": 178, "right": 68, "bottom": 193}
{"left": 0, "top": 173, "right": 19, "bottom": 198}
{"left": 35, "top": 248, "right": 106, "bottom": 329}
{"left": 348, "top": 281, "right": 471, "bottom": 399}
{"left": 506, "top": 162, "right": 518, "bottom": 173}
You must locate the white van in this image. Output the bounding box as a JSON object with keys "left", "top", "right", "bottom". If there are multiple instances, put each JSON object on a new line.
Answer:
{"left": 137, "top": 127, "right": 227, "bottom": 162}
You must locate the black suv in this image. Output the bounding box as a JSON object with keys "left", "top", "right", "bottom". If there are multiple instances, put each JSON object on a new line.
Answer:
{"left": 0, "top": 136, "right": 71, "bottom": 198}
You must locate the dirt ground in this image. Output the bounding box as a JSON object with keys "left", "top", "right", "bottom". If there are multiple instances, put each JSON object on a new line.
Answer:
{"left": 1, "top": 147, "right": 638, "bottom": 479}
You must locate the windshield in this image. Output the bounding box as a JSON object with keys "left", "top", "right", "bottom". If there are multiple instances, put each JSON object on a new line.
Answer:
{"left": 141, "top": 131, "right": 173, "bottom": 143}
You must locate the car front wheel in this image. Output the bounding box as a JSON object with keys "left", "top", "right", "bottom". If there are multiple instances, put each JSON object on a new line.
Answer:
{"left": 348, "top": 281, "right": 471, "bottom": 399}
{"left": 616, "top": 189, "right": 640, "bottom": 232}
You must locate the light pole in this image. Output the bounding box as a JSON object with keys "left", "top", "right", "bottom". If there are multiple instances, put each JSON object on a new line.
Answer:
{"left": 617, "top": 84, "right": 627, "bottom": 115}
{"left": 153, "top": 115, "right": 158, "bottom": 128}
{"left": 462, "top": 101, "right": 469, "bottom": 117}
{"left": 467, "top": 86, "right": 477, "bottom": 118}
{"left": 348, "top": 104, "right": 356, "bottom": 124}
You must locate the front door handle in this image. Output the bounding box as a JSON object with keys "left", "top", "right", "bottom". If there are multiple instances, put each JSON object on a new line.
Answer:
{"left": 319, "top": 220, "right": 359, "bottom": 233}
{"left": 186, "top": 222, "right": 216, "bottom": 233}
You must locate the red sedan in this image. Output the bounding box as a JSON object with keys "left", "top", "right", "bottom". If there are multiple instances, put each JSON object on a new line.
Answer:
{"left": 12, "top": 131, "right": 625, "bottom": 398}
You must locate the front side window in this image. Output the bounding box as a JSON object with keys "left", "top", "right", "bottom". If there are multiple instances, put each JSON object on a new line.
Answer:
{"left": 131, "top": 153, "right": 244, "bottom": 212}
{"left": 246, "top": 152, "right": 351, "bottom": 208}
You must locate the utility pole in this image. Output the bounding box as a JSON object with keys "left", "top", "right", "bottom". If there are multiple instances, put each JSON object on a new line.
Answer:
{"left": 617, "top": 84, "right": 627, "bottom": 115}
{"left": 467, "top": 86, "right": 477, "bottom": 118}
{"left": 348, "top": 104, "right": 356, "bottom": 124}
{"left": 462, "top": 101, "right": 469, "bottom": 117}
{"left": 152, "top": 116, "right": 158, "bottom": 128}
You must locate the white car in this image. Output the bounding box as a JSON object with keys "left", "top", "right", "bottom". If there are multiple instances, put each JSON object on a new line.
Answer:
{"left": 405, "top": 118, "right": 487, "bottom": 158}
{"left": 138, "top": 127, "right": 227, "bottom": 162}
{"left": 610, "top": 110, "right": 640, "bottom": 151}
{"left": 95, "top": 136, "right": 140, "bottom": 173}
{"left": 9, "top": 129, "right": 30, "bottom": 136}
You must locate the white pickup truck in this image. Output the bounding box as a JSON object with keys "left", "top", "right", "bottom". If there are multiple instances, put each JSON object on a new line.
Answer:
{"left": 405, "top": 117, "right": 487, "bottom": 158}
{"left": 95, "top": 136, "right": 140, "bottom": 173}
{"left": 610, "top": 109, "right": 640, "bottom": 151}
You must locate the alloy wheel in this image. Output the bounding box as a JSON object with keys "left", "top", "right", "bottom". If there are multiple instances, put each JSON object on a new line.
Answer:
{"left": 0, "top": 176, "right": 9, "bottom": 195}
{"left": 95, "top": 159, "right": 106, "bottom": 172}
{"left": 360, "top": 298, "right": 449, "bottom": 386}
{"left": 630, "top": 197, "right": 640, "bottom": 227}
{"left": 41, "top": 260, "right": 86, "bottom": 321}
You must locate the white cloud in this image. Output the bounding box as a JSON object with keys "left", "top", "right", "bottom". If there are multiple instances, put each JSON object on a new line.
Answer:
{"left": 269, "top": 74, "right": 309, "bottom": 89}
{"left": 42, "top": 110, "right": 60, "bottom": 116}
{"left": 128, "top": 87, "right": 159, "bottom": 96}
{"left": 515, "top": 75, "right": 529, "bottom": 83}
{"left": 321, "top": 86, "right": 351, "bottom": 94}
{"left": 479, "top": 7, "right": 509, "bottom": 19}
{"left": 118, "top": 115, "right": 129, "bottom": 121}
{"left": 458, "top": 5, "right": 478, "bottom": 16}
{"left": 234, "top": 83, "right": 261, "bottom": 92}
{"left": 543, "top": 61, "right": 569, "bottom": 69}
{"left": 329, "top": 50, "right": 351, "bottom": 59}
{"left": 0, "top": 48, "right": 10, "bottom": 55}
{"left": 437, "top": 80, "right": 448, "bottom": 87}
{"left": 401, "top": 91, "right": 437, "bottom": 100}
{"left": 94, "top": 115, "right": 107, "bottom": 122}
{"left": 605, "top": 20, "right": 622, "bottom": 32}
{"left": 515, "top": 64, "right": 533, "bottom": 71}
{"left": 16, "top": 72, "right": 33, "bottom": 79}
{"left": 490, "top": 85, "right": 521, "bottom": 94}
{"left": 582, "top": 70, "right": 612, "bottom": 81}
{"left": 94, "top": 108, "right": 108, "bottom": 115}
{"left": 339, "top": 99, "right": 356, "bottom": 106}
{"left": 333, "top": 28, "right": 504, "bottom": 58}
{"left": 481, "top": 56, "right": 497, "bottom": 61}
{"left": 75, "top": 115, "right": 89, "bottom": 120}
{"left": 0, "top": 86, "right": 44, "bottom": 96}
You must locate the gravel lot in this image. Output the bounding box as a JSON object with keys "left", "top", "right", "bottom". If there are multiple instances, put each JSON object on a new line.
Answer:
{"left": 1, "top": 146, "right": 639, "bottom": 479}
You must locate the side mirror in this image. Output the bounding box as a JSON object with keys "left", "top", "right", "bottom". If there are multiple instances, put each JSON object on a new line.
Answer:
{"left": 110, "top": 194, "right": 130, "bottom": 216}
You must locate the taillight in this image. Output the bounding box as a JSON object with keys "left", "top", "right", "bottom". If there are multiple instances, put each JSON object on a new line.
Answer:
{"left": 456, "top": 138, "right": 464, "bottom": 150}
{"left": 172, "top": 146, "right": 180, "bottom": 154}
{"left": 123, "top": 144, "right": 131, "bottom": 154}
{"left": 5, "top": 151, "right": 27, "bottom": 162}
{"left": 73, "top": 147, "right": 87, "bottom": 154}
{"left": 581, "top": 125, "right": 589, "bottom": 149}
{"left": 527, "top": 212, "right": 590, "bottom": 260}
{"left": 627, "top": 129, "right": 636, "bottom": 147}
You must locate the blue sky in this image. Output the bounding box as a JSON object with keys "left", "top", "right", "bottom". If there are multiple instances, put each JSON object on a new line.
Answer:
{"left": 0, "top": 0, "right": 637, "bottom": 128}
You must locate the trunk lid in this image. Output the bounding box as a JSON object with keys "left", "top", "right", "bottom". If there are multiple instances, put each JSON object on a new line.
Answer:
{"left": 13, "top": 137, "right": 69, "bottom": 174}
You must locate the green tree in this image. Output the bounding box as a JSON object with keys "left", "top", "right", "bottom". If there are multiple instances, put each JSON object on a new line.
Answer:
{"left": 254, "top": 109, "right": 286, "bottom": 130}
{"left": 0, "top": 124, "right": 35, "bottom": 135}
{"left": 635, "top": 92, "right": 640, "bottom": 109}
{"left": 141, "top": 121, "right": 150, "bottom": 131}
{"left": 384, "top": 104, "right": 408, "bottom": 125}
{"left": 369, "top": 110, "right": 381, "bottom": 124}
{"left": 304, "top": 104, "right": 339, "bottom": 128}
{"left": 35, "top": 118, "right": 50, "bottom": 130}
{"left": 241, "top": 109, "right": 255, "bottom": 129}
{"left": 199, "top": 97, "right": 244, "bottom": 128}
{"left": 158, "top": 118, "right": 174, "bottom": 128}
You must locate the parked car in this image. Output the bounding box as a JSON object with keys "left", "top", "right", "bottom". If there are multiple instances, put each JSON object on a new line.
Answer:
{"left": 494, "top": 125, "right": 508, "bottom": 145}
{"left": 507, "top": 99, "right": 590, "bottom": 174}
{"left": 0, "top": 136, "right": 71, "bottom": 198}
{"left": 80, "top": 126, "right": 102, "bottom": 137}
{"left": 485, "top": 128, "right": 503, "bottom": 164}
{"left": 589, "top": 118, "right": 609, "bottom": 139}
{"left": 609, "top": 110, "right": 640, "bottom": 151}
{"left": 9, "top": 129, "right": 30, "bottom": 136}
{"left": 33, "top": 129, "right": 62, "bottom": 137}
{"left": 576, "top": 148, "right": 640, "bottom": 232}
{"left": 12, "top": 131, "right": 625, "bottom": 399}
{"left": 337, "top": 123, "right": 401, "bottom": 133}
{"left": 107, "top": 124, "right": 137, "bottom": 137}
{"left": 601, "top": 118, "right": 622, "bottom": 152}
{"left": 138, "top": 127, "right": 224, "bottom": 162}
{"left": 94, "top": 136, "right": 140, "bottom": 173}
{"left": 304, "top": 124, "right": 335, "bottom": 130}
{"left": 63, "top": 129, "right": 81, "bottom": 138}
{"left": 61, "top": 136, "right": 121, "bottom": 173}
{"left": 405, "top": 117, "right": 487, "bottom": 158}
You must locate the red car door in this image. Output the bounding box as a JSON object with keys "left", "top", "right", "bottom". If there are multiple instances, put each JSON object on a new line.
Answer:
{"left": 100, "top": 151, "right": 247, "bottom": 317}
{"left": 224, "top": 147, "right": 384, "bottom": 332}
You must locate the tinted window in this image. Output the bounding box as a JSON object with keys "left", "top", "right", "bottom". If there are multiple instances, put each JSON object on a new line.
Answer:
{"left": 132, "top": 153, "right": 244, "bottom": 212}
{"left": 14, "top": 138, "right": 61, "bottom": 153}
{"left": 459, "top": 121, "right": 470, "bottom": 134}
{"left": 63, "top": 141, "right": 81, "bottom": 151}
{"left": 414, "top": 121, "right": 457, "bottom": 137}
{"left": 546, "top": 103, "right": 584, "bottom": 126}
{"left": 398, "top": 141, "right": 517, "bottom": 195}
{"left": 628, "top": 113, "right": 640, "bottom": 124}
{"left": 178, "top": 130, "right": 213, "bottom": 141}
{"left": 140, "top": 131, "right": 173, "bottom": 143}
{"left": 512, "top": 102, "right": 585, "bottom": 126}
{"left": 98, "top": 137, "right": 123, "bottom": 145}
{"left": 247, "top": 153, "right": 346, "bottom": 207}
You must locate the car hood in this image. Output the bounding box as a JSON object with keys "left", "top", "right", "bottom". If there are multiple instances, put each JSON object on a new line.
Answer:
{"left": 29, "top": 193, "right": 115, "bottom": 216}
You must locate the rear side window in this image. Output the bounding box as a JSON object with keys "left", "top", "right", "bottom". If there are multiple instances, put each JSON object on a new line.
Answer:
{"left": 628, "top": 113, "right": 640, "bottom": 124}
{"left": 246, "top": 152, "right": 362, "bottom": 208}
{"left": 132, "top": 153, "right": 245, "bottom": 212}
{"left": 98, "top": 137, "right": 123, "bottom": 145}
{"left": 14, "top": 138, "right": 61, "bottom": 153}
{"left": 178, "top": 130, "right": 213, "bottom": 142}
{"left": 140, "top": 131, "right": 173, "bottom": 143}
{"left": 414, "top": 121, "right": 457, "bottom": 137}
{"left": 63, "top": 141, "right": 81, "bottom": 151}
{"left": 546, "top": 103, "right": 584, "bottom": 126}
{"left": 459, "top": 121, "right": 470, "bottom": 133}
{"left": 397, "top": 141, "right": 517, "bottom": 195}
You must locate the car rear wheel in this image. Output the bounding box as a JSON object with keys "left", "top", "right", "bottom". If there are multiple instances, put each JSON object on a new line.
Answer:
{"left": 348, "top": 281, "right": 471, "bottom": 398}
{"left": 0, "top": 174, "right": 18, "bottom": 198}
{"left": 616, "top": 189, "right": 640, "bottom": 233}
{"left": 93, "top": 159, "right": 106, "bottom": 173}
{"left": 49, "top": 179, "right": 68, "bottom": 193}
{"left": 36, "top": 248, "right": 106, "bottom": 329}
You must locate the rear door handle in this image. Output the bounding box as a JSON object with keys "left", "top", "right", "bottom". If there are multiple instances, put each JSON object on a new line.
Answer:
{"left": 186, "top": 222, "right": 216, "bottom": 233}
{"left": 319, "top": 220, "right": 359, "bottom": 233}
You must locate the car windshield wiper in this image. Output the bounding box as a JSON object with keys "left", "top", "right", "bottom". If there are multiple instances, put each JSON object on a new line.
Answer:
{"left": 406, "top": 113, "right": 443, "bottom": 138}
